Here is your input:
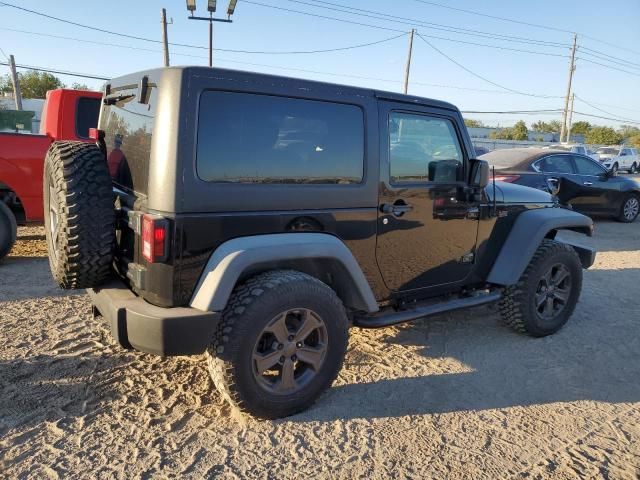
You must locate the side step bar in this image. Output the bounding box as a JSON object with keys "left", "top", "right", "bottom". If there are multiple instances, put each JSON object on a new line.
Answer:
{"left": 354, "top": 290, "right": 502, "bottom": 329}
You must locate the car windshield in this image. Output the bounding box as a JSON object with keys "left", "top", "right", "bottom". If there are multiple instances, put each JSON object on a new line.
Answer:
{"left": 596, "top": 147, "right": 619, "bottom": 155}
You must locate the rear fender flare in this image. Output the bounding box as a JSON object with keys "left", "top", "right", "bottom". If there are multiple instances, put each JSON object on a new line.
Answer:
{"left": 487, "top": 207, "right": 594, "bottom": 286}
{"left": 190, "top": 233, "right": 379, "bottom": 313}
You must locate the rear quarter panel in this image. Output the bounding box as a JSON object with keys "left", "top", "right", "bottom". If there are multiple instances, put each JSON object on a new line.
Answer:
{"left": 0, "top": 133, "right": 52, "bottom": 221}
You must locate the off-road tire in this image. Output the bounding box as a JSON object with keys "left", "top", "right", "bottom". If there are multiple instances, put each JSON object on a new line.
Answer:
{"left": 498, "top": 239, "right": 582, "bottom": 337}
{"left": 207, "top": 270, "right": 349, "bottom": 419}
{"left": 617, "top": 193, "right": 640, "bottom": 223}
{"left": 44, "top": 141, "right": 115, "bottom": 289}
{"left": 0, "top": 201, "right": 17, "bottom": 261}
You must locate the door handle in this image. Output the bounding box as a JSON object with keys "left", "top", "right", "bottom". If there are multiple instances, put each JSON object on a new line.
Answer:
{"left": 583, "top": 181, "right": 593, "bottom": 186}
{"left": 547, "top": 177, "right": 559, "bottom": 184}
{"left": 380, "top": 201, "right": 413, "bottom": 216}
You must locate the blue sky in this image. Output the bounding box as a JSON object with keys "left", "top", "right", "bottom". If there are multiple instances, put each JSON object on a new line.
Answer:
{"left": 1, "top": 0, "right": 639, "bottom": 128}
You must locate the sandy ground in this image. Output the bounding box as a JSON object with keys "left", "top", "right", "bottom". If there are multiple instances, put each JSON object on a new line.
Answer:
{"left": 1, "top": 219, "right": 640, "bottom": 479}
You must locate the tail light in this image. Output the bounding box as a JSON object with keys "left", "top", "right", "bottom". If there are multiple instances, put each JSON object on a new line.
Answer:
{"left": 142, "top": 214, "right": 169, "bottom": 263}
{"left": 494, "top": 174, "right": 520, "bottom": 183}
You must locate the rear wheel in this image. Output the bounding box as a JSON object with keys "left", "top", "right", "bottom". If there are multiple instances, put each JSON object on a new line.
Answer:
{"left": 0, "top": 201, "right": 17, "bottom": 261}
{"left": 207, "top": 270, "right": 349, "bottom": 419}
{"left": 499, "top": 240, "right": 582, "bottom": 337}
{"left": 617, "top": 194, "right": 640, "bottom": 223}
{"left": 44, "top": 141, "right": 115, "bottom": 289}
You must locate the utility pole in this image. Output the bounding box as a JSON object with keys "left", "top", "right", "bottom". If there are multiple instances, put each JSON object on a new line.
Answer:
{"left": 566, "top": 93, "right": 575, "bottom": 142}
{"left": 403, "top": 29, "right": 415, "bottom": 95}
{"left": 161, "top": 8, "right": 171, "bottom": 67}
{"left": 8, "top": 54, "right": 22, "bottom": 110}
{"left": 560, "top": 33, "right": 577, "bottom": 143}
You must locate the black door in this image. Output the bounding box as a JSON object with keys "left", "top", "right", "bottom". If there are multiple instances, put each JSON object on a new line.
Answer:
{"left": 375, "top": 104, "right": 479, "bottom": 292}
{"left": 535, "top": 154, "right": 583, "bottom": 206}
{"left": 572, "top": 154, "right": 622, "bottom": 214}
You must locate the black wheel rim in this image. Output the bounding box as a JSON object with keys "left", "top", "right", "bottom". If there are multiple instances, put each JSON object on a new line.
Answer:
{"left": 624, "top": 197, "right": 639, "bottom": 221}
{"left": 535, "top": 263, "right": 572, "bottom": 321}
{"left": 252, "top": 308, "right": 328, "bottom": 395}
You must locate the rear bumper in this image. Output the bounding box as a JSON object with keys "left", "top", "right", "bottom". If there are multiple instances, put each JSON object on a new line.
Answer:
{"left": 88, "top": 279, "right": 219, "bottom": 356}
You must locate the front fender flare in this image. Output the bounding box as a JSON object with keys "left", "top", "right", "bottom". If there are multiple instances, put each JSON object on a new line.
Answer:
{"left": 190, "top": 233, "right": 379, "bottom": 313}
{"left": 487, "top": 207, "right": 594, "bottom": 286}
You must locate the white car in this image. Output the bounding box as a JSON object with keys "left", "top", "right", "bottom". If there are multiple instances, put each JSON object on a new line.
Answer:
{"left": 596, "top": 146, "right": 639, "bottom": 174}
{"left": 545, "top": 144, "right": 600, "bottom": 161}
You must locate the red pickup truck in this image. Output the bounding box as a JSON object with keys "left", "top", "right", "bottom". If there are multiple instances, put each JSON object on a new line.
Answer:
{"left": 0, "top": 89, "right": 102, "bottom": 259}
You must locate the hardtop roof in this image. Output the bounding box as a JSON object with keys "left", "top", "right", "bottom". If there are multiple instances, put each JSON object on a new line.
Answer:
{"left": 106, "top": 66, "right": 460, "bottom": 112}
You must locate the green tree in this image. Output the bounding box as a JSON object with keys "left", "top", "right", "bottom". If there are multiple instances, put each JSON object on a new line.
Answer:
{"left": 585, "top": 126, "right": 623, "bottom": 145}
{"left": 627, "top": 134, "right": 640, "bottom": 149}
{"left": 464, "top": 118, "right": 484, "bottom": 128}
{"left": 14, "top": 70, "right": 64, "bottom": 99}
{"left": 531, "top": 120, "right": 562, "bottom": 133}
{"left": 618, "top": 125, "right": 640, "bottom": 139}
{"left": 570, "top": 121, "right": 591, "bottom": 135}
{"left": 71, "top": 82, "right": 90, "bottom": 90}
{"left": 511, "top": 120, "right": 528, "bottom": 140}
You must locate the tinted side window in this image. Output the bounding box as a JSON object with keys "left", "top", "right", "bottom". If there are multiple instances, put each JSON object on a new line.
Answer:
{"left": 196, "top": 91, "right": 364, "bottom": 184}
{"left": 389, "top": 112, "right": 463, "bottom": 184}
{"left": 539, "top": 155, "right": 575, "bottom": 174}
{"left": 75, "top": 97, "right": 101, "bottom": 139}
{"left": 574, "top": 156, "right": 606, "bottom": 175}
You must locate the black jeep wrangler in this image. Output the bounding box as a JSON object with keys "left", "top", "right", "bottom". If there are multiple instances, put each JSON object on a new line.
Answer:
{"left": 44, "top": 67, "right": 595, "bottom": 419}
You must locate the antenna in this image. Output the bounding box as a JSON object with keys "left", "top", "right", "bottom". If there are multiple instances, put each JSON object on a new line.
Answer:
{"left": 492, "top": 165, "right": 497, "bottom": 217}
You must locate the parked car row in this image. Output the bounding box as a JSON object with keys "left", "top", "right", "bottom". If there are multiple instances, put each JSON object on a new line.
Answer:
{"left": 481, "top": 148, "right": 640, "bottom": 223}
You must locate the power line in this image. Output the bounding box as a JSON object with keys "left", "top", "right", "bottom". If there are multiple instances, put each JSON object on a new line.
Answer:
{"left": 577, "top": 57, "right": 640, "bottom": 77}
{"left": 0, "top": 2, "right": 409, "bottom": 54}
{"left": 0, "top": 61, "right": 109, "bottom": 80}
{"left": 409, "top": 0, "right": 640, "bottom": 57}
{"left": 285, "top": 0, "right": 571, "bottom": 48}
{"left": 416, "top": 34, "right": 562, "bottom": 99}
{"left": 574, "top": 95, "right": 639, "bottom": 123}
{"left": 579, "top": 47, "right": 640, "bottom": 70}
{"left": 572, "top": 111, "right": 640, "bottom": 125}
{"left": 0, "top": 45, "right": 8, "bottom": 61}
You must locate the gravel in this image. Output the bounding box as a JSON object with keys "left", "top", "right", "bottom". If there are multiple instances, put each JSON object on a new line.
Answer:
{"left": 1, "top": 221, "right": 639, "bottom": 479}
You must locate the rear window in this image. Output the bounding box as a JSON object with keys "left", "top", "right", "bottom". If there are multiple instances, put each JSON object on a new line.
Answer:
{"left": 196, "top": 91, "right": 364, "bottom": 184}
{"left": 596, "top": 147, "right": 619, "bottom": 155}
{"left": 101, "top": 86, "right": 157, "bottom": 195}
{"left": 75, "top": 97, "right": 101, "bottom": 139}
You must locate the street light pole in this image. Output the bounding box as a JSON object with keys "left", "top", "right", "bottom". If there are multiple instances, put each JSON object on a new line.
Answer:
{"left": 186, "top": 0, "right": 236, "bottom": 67}
{"left": 209, "top": 15, "right": 213, "bottom": 67}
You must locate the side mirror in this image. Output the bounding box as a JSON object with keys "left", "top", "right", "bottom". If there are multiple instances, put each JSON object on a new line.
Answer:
{"left": 469, "top": 159, "right": 490, "bottom": 189}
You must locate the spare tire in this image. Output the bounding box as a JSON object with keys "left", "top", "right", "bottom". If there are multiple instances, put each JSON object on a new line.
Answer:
{"left": 0, "top": 201, "right": 17, "bottom": 261}
{"left": 44, "top": 141, "right": 115, "bottom": 289}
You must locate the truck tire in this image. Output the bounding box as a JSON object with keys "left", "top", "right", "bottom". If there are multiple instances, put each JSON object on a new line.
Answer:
{"left": 0, "top": 201, "right": 17, "bottom": 261}
{"left": 617, "top": 193, "right": 640, "bottom": 223}
{"left": 207, "top": 270, "right": 349, "bottom": 419}
{"left": 44, "top": 141, "right": 115, "bottom": 289}
{"left": 498, "top": 239, "right": 582, "bottom": 337}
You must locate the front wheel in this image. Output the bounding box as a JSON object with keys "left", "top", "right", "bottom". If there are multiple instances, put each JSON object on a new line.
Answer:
{"left": 630, "top": 163, "right": 638, "bottom": 174}
{"left": 612, "top": 163, "right": 619, "bottom": 175}
{"left": 617, "top": 194, "right": 640, "bottom": 223}
{"left": 207, "top": 270, "right": 349, "bottom": 419}
{"left": 499, "top": 240, "right": 582, "bottom": 337}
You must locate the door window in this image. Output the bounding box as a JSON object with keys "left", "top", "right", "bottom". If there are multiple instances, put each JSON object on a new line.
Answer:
{"left": 574, "top": 156, "right": 607, "bottom": 176}
{"left": 389, "top": 112, "right": 463, "bottom": 184}
{"left": 538, "top": 155, "right": 575, "bottom": 174}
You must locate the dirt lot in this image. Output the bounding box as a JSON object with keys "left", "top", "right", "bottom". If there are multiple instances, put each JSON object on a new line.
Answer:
{"left": 1, "top": 220, "right": 639, "bottom": 479}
